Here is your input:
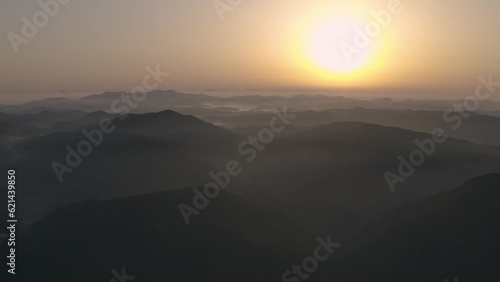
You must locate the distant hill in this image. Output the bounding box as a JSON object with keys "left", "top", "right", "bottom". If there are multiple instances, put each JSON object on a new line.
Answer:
{"left": 0, "top": 98, "right": 79, "bottom": 114}
{"left": 2, "top": 110, "right": 243, "bottom": 222}
{"left": 482, "top": 110, "right": 500, "bottom": 118}
{"left": 206, "top": 107, "right": 500, "bottom": 146}
{"left": 3, "top": 90, "right": 500, "bottom": 114}
{"left": 0, "top": 110, "right": 119, "bottom": 146}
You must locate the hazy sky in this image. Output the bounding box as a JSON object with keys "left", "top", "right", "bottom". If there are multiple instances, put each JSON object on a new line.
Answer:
{"left": 1, "top": 0, "right": 500, "bottom": 102}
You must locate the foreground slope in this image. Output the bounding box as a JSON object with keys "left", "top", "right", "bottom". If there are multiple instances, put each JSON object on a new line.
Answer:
{"left": 18, "top": 189, "right": 312, "bottom": 282}
{"left": 328, "top": 173, "right": 500, "bottom": 281}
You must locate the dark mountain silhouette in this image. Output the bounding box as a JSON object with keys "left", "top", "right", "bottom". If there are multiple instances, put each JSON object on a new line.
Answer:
{"left": 327, "top": 173, "right": 500, "bottom": 281}
{"left": 0, "top": 104, "right": 498, "bottom": 281}
{"left": 13, "top": 172, "right": 499, "bottom": 281}
{"left": 3, "top": 110, "right": 500, "bottom": 242}
{"left": 17, "top": 189, "right": 313, "bottom": 282}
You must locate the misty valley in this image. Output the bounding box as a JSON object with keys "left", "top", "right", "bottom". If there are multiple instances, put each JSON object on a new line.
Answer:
{"left": 0, "top": 91, "right": 499, "bottom": 281}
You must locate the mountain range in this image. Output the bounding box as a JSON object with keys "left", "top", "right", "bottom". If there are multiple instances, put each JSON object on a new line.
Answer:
{"left": 2, "top": 90, "right": 500, "bottom": 114}
{"left": 1, "top": 96, "right": 499, "bottom": 281}
{"left": 13, "top": 173, "right": 499, "bottom": 281}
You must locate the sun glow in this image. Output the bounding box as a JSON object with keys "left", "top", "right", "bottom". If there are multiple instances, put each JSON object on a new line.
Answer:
{"left": 310, "top": 18, "right": 374, "bottom": 73}
{"left": 292, "top": 3, "right": 386, "bottom": 86}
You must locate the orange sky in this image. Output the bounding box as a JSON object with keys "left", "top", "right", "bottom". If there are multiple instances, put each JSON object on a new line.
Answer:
{"left": 1, "top": 0, "right": 499, "bottom": 101}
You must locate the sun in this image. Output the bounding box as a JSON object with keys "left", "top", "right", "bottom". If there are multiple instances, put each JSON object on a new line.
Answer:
{"left": 309, "top": 18, "right": 374, "bottom": 74}
{"left": 291, "top": 3, "right": 384, "bottom": 85}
